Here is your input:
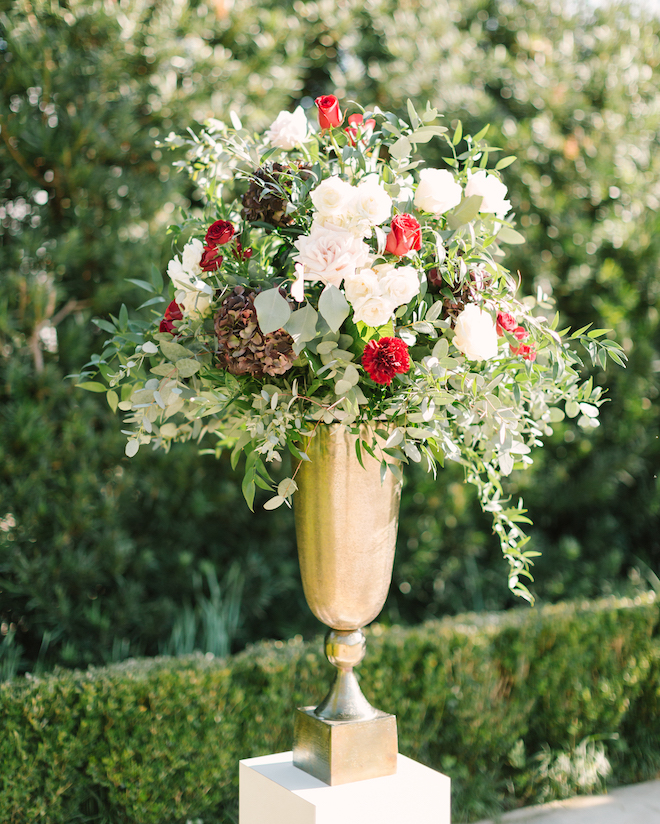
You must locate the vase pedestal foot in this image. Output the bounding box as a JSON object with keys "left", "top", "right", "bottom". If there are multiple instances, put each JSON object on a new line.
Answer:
{"left": 293, "top": 706, "right": 397, "bottom": 785}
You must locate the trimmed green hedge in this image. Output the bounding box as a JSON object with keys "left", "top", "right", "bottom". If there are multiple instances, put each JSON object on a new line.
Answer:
{"left": 1, "top": 594, "right": 659, "bottom": 824}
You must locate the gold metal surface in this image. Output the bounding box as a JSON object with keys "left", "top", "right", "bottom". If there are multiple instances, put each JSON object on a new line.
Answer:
{"left": 292, "top": 425, "right": 401, "bottom": 783}
{"left": 293, "top": 707, "right": 398, "bottom": 786}
{"left": 293, "top": 425, "right": 402, "bottom": 630}
{"left": 315, "top": 629, "right": 376, "bottom": 721}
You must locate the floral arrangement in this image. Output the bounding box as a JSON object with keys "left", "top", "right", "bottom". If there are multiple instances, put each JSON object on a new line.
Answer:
{"left": 80, "top": 95, "right": 625, "bottom": 601}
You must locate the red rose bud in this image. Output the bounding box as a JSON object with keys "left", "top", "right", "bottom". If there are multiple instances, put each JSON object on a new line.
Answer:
{"left": 205, "top": 219, "right": 235, "bottom": 246}
{"left": 159, "top": 300, "right": 183, "bottom": 335}
{"left": 345, "top": 113, "right": 376, "bottom": 146}
{"left": 511, "top": 342, "right": 537, "bottom": 361}
{"left": 496, "top": 312, "right": 517, "bottom": 337}
{"left": 385, "top": 213, "right": 422, "bottom": 256}
{"left": 427, "top": 267, "right": 443, "bottom": 289}
{"left": 512, "top": 325, "right": 528, "bottom": 341}
{"left": 362, "top": 336, "right": 411, "bottom": 386}
{"left": 235, "top": 241, "right": 253, "bottom": 261}
{"left": 315, "top": 95, "right": 343, "bottom": 129}
{"left": 200, "top": 245, "right": 223, "bottom": 271}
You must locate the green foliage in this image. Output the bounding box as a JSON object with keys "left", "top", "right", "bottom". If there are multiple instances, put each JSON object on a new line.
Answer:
{"left": 0, "top": 595, "right": 658, "bottom": 823}
{"left": 1, "top": 0, "right": 659, "bottom": 674}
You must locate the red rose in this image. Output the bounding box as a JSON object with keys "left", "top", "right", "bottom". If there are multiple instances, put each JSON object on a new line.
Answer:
{"left": 509, "top": 325, "right": 536, "bottom": 360}
{"left": 205, "top": 219, "right": 235, "bottom": 246}
{"left": 315, "top": 95, "right": 343, "bottom": 129}
{"left": 345, "top": 113, "right": 376, "bottom": 146}
{"left": 362, "top": 337, "right": 411, "bottom": 386}
{"left": 496, "top": 312, "right": 517, "bottom": 337}
{"left": 159, "top": 300, "right": 183, "bottom": 335}
{"left": 385, "top": 213, "right": 422, "bottom": 256}
{"left": 200, "top": 245, "right": 223, "bottom": 272}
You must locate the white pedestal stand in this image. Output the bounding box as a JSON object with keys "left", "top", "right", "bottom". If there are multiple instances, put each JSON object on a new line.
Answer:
{"left": 239, "top": 751, "right": 451, "bottom": 824}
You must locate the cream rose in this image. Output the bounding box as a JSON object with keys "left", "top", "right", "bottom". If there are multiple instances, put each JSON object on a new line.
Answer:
{"left": 352, "top": 176, "right": 392, "bottom": 227}
{"left": 181, "top": 238, "right": 204, "bottom": 274}
{"left": 465, "top": 170, "right": 511, "bottom": 218}
{"left": 377, "top": 263, "right": 420, "bottom": 306}
{"left": 168, "top": 239, "right": 204, "bottom": 290}
{"left": 293, "top": 223, "right": 372, "bottom": 288}
{"left": 310, "top": 176, "right": 355, "bottom": 219}
{"left": 414, "top": 168, "right": 462, "bottom": 215}
{"left": 264, "top": 107, "right": 308, "bottom": 150}
{"left": 352, "top": 295, "right": 396, "bottom": 327}
{"left": 344, "top": 267, "right": 382, "bottom": 304}
{"left": 453, "top": 304, "right": 498, "bottom": 361}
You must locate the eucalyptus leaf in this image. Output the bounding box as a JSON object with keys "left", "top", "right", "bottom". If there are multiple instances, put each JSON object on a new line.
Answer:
{"left": 285, "top": 303, "right": 319, "bottom": 350}
{"left": 160, "top": 341, "right": 195, "bottom": 361}
{"left": 318, "top": 285, "right": 349, "bottom": 333}
{"left": 390, "top": 136, "right": 412, "bottom": 160}
{"left": 446, "top": 195, "right": 483, "bottom": 230}
{"left": 497, "top": 226, "right": 526, "bottom": 245}
{"left": 125, "top": 440, "right": 140, "bottom": 458}
{"left": 175, "top": 358, "right": 201, "bottom": 377}
{"left": 76, "top": 381, "right": 107, "bottom": 393}
{"left": 254, "top": 288, "right": 292, "bottom": 334}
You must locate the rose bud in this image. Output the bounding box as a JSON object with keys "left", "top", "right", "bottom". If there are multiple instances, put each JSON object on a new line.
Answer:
{"left": 159, "top": 300, "right": 183, "bottom": 335}
{"left": 205, "top": 219, "right": 235, "bottom": 246}
{"left": 427, "top": 268, "right": 443, "bottom": 289}
{"left": 235, "top": 241, "right": 253, "bottom": 261}
{"left": 496, "top": 312, "right": 517, "bottom": 337}
{"left": 345, "top": 113, "right": 376, "bottom": 146}
{"left": 200, "top": 245, "right": 223, "bottom": 272}
{"left": 385, "top": 213, "right": 422, "bottom": 256}
{"left": 315, "top": 95, "right": 343, "bottom": 129}
{"left": 511, "top": 342, "right": 537, "bottom": 361}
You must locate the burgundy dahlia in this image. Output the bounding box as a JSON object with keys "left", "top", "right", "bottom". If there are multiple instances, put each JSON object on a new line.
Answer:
{"left": 362, "top": 337, "right": 411, "bottom": 386}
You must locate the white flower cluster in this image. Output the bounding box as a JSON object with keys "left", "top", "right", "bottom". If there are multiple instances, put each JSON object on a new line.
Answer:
{"left": 345, "top": 263, "right": 420, "bottom": 327}
{"left": 292, "top": 175, "right": 424, "bottom": 325}
{"left": 166, "top": 239, "right": 213, "bottom": 317}
{"left": 414, "top": 167, "right": 511, "bottom": 220}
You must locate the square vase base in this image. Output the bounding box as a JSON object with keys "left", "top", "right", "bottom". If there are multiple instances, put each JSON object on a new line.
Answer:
{"left": 239, "top": 751, "right": 451, "bottom": 824}
{"left": 293, "top": 706, "right": 397, "bottom": 785}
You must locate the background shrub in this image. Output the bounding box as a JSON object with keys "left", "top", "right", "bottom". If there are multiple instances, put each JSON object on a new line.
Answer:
{"left": 1, "top": 595, "right": 658, "bottom": 823}
{"left": 1, "top": 0, "right": 659, "bottom": 675}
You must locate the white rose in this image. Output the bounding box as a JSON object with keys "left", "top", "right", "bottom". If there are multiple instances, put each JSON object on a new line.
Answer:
{"left": 167, "top": 257, "right": 193, "bottom": 290}
{"left": 344, "top": 268, "right": 382, "bottom": 304}
{"left": 181, "top": 238, "right": 204, "bottom": 274}
{"left": 377, "top": 264, "right": 420, "bottom": 307}
{"left": 453, "top": 304, "right": 498, "bottom": 361}
{"left": 264, "top": 107, "right": 308, "bottom": 150}
{"left": 351, "top": 176, "right": 392, "bottom": 226}
{"left": 311, "top": 176, "right": 355, "bottom": 219}
{"left": 465, "top": 170, "right": 511, "bottom": 218}
{"left": 414, "top": 168, "right": 463, "bottom": 215}
{"left": 293, "top": 222, "right": 372, "bottom": 288}
{"left": 176, "top": 287, "right": 212, "bottom": 318}
{"left": 352, "top": 295, "right": 396, "bottom": 327}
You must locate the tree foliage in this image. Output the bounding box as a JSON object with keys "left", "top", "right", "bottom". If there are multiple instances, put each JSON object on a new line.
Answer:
{"left": 1, "top": 0, "right": 659, "bottom": 675}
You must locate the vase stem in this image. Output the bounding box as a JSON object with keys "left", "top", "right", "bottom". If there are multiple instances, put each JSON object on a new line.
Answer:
{"left": 314, "top": 629, "right": 377, "bottom": 722}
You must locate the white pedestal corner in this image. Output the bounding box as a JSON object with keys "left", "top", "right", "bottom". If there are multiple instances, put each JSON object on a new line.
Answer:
{"left": 239, "top": 751, "right": 451, "bottom": 824}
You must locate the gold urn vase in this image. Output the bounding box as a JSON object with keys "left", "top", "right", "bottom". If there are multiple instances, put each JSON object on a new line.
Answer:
{"left": 292, "top": 424, "right": 402, "bottom": 785}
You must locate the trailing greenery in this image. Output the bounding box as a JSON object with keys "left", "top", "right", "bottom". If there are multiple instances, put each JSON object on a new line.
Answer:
{"left": 1, "top": 595, "right": 659, "bottom": 824}
{"left": 2, "top": 0, "right": 659, "bottom": 676}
